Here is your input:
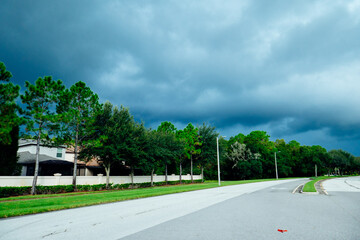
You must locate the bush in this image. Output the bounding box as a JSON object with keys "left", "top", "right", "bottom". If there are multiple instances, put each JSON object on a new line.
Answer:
{"left": 0, "top": 186, "right": 31, "bottom": 198}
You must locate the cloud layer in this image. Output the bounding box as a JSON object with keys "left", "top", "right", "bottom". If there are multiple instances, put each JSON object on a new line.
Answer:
{"left": 1, "top": 0, "right": 360, "bottom": 154}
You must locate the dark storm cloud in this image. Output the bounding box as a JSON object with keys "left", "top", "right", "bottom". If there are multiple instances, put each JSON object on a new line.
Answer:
{"left": 1, "top": 0, "right": 360, "bottom": 154}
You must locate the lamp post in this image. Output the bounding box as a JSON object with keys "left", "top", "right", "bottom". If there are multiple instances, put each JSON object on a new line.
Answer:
{"left": 274, "top": 151, "right": 280, "bottom": 180}
{"left": 217, "top": 137, "right": 221, "bottom": 186}
{"left": 216, "top": 136, "right": 225, "bottom": 186}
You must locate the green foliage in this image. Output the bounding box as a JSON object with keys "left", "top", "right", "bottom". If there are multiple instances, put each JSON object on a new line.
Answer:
{"left": 197, "top": 123, "right": 219, "bottom": 179}
{"left": 81, "top": 102, "right": 148, "bottom": 187}
{"left": 57, "top": 81, "right": 102, "bottom": 147}
{"left": 57, "top": 81, "right": 102, "bottom": 186}
{"left": 157, "top": 121, "right": 177, "bottom": 133}
{"left": 142, "top": 128, "right": 183, "bottom": 178}
{"left": 0, "top": 62, "right": 22, "bottom": 145}
{"left": 0, "top": 186, "right": 32, "bottom": 198}
{"left": 0, "top": 126, "right": 21, "bottom": 176}
{"left": 81, "top": 102, "right": 134, "bottom": 187}
{"left": 302, "top": 176, "right": 338, "bottom": 193}
{"left": 0, "top": 185, "right": 75, "bottom": 198}
{"left": 21, "top": 76, "right": 66, "bottom": 194}
{"left": 177, "top": 123, "right": 202, "bottom": 160}
{"left": 328, "top": 149, "right": 356, "bottom": 175}
{"left": 21, "top": 76, "right": 65, "bottom": 141}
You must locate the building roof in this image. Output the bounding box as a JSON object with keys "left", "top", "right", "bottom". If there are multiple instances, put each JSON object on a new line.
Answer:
{"left": 19, "top": 139, "right": 66, "bottom": 148}
{"left": 18, "top": 151, "right": 73, "bottom": 165}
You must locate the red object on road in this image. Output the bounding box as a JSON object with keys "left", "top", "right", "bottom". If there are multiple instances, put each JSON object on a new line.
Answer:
{"left": 278, "top": 229, "right": 288, "bottom": 233}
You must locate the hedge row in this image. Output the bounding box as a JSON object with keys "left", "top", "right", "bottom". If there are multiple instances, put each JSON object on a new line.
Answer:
{"left": 0, "top": 179, "right": 203, "bottom": 198}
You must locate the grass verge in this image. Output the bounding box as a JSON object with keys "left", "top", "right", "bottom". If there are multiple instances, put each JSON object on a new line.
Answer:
{"left": 0, "top": 178, "right": 292, "bottom": 218}
{"left": 302, "top": 176, "right": 339, "bottom": 192}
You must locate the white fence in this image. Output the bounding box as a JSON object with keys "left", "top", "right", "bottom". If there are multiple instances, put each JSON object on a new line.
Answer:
{"left": 0, "top": 174, "right": 203, "bottom": 187}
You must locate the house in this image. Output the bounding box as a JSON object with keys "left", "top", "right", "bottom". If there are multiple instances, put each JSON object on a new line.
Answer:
{"left": 17, "top": 139, "right": 104, "bottom": 176}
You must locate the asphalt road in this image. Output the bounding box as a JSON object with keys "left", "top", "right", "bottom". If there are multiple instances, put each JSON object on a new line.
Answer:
{"left": 122, "top": 177, "right": 360, "bottom": 240}
{"left": 1, "top": 178, "right": 359, "bottom": 240}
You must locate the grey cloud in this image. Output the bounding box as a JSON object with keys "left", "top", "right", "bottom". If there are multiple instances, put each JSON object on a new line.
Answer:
{"left": 1, "top": 0, "right": 360, "bottom": 154}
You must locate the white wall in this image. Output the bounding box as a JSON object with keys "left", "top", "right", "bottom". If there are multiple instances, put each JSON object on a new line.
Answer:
{"left": 0, "top": 174, "right": 202, "bottom": 187}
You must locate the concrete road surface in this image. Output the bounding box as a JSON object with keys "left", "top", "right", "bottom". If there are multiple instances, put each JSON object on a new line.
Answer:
{"left": 1, "top": 178, "right": 359, "bottom": 240}
{"left": 322, "top": 176, "right": 360, "bottom": 193}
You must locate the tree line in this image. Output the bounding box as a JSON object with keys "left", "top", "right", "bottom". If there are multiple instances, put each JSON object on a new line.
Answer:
{"left": 1, "top": 62, "right": 359, "bottom": 194}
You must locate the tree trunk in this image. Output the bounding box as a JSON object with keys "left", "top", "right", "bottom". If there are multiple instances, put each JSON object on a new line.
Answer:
{"left": 201, "top": 166, "right": 204, "bottom": 183}
{"left": 131, "top": 167, "right": 134, "bottom": 188}
{"left": 31, "top": 134, "right": 41, "bottom": 195}
{"left": 165, "top": 164, "right": 168, "bottom": 185}
{"left": 151, "top": 169, "right": 154, "bottom": 187}
{"left": 72, "top": 123, "right": 79, "bottom": 189}
{"left": 179, "top": 163, "right": 182, "bottom": 184}
{"left": 105, "top": 165, "right": 110, "bottom": 189}
{"left": 191, "top": 155, "right": 193, "bottom": 183}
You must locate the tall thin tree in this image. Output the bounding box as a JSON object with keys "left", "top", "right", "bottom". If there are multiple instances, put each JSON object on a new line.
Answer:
{"left": 57, "top": 81, "right": 101, "bottom": 188}
{"left": 21, "top": 76, "right": 65, "bottom": 194}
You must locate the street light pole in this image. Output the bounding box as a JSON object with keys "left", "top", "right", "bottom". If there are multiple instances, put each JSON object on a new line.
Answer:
{"left": 217, "top": 137, "right": 221, "bottom": 186}
{"left": 274, "top": 151, "right": 279, "bottom": 180}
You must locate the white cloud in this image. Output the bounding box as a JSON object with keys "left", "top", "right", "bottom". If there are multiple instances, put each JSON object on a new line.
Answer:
{"left": 99, "top": 54, "right": 144, "bottom": 88}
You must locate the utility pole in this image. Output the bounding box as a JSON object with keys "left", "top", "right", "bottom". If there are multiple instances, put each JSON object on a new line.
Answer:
{"left": 217, "top": 137, "right": 221, "bottom": 186}
{"left": 275, "top": 151, "right": 279, "bottom": 180}
{"left": 315, "top": 164, "right": 317, "bottom": 178}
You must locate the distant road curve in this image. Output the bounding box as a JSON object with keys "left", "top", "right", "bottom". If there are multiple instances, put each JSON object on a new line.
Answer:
{"left": 322, "top": 176, "right": 360, "bottom": 193}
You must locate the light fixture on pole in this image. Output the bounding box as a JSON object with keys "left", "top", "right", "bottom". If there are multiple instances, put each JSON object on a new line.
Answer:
{"left": 274, "top": 151, "right": 280, "bottom": 180}
{"left": 216, "top": 136, "right": 225, "bottom": 186}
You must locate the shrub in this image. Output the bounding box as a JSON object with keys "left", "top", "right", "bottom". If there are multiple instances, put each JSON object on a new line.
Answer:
{"left": 0, "top": 186, "right": 31, "bottom": 198}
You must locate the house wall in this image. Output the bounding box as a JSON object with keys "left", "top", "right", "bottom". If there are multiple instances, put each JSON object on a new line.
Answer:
{"left": 65, "top": 152, "right": 74, "bottom": 162}
{"left": 0, "top": 174, "right": 202, "bottom": 187}
{"left": 18, "top": 144, "right": 66, "bottom": 160}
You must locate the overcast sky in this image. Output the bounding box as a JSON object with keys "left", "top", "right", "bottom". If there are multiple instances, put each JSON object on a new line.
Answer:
{"left": 1, "top": 0, "right": 360, "bottom": 155}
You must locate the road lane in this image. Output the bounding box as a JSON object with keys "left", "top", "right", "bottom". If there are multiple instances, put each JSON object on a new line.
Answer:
{"left": 0, "top": 179, "right": 303, "bottom": 240}
{"left": 323, "top": 176, "right": 360, "bottom": 193}
{"left": 122, "top": 179, "right": 360, "bottom": 240}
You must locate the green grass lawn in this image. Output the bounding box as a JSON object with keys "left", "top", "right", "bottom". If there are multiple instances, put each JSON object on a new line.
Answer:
{"left": 302, "top": 176, "right": 339, "bottom": 192}
{"left": 0, "top": 178, "right": 291, "bottom": 218}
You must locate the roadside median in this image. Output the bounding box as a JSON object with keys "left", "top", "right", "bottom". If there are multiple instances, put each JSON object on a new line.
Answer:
{"left": 302, "top": 176, "right": 339, "bottom": 194}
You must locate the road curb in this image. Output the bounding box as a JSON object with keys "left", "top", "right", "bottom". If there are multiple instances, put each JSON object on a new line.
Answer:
{"left": 292, "top": 183, "right": 304, "bottom": 194}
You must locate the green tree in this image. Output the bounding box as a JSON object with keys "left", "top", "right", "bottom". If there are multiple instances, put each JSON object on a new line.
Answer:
{"left": 57, "top": 81, "right": 101, "bottom": 187}
{"left": 21, "top": 76, "right": 65, "bottom": 194}
{"left": 0, "top": 126, "right": 20, "bottom": 176}
{"left": 227, "top": 133, "right": 245, "bottom": 147}
{"left": 225, "top": 141, "right": 261, "bottom": 179}
{"left": 142, "top": 130, "right": 160, "bottom": 186}
{"left": 197, "top": 123, "right": 218, "bottom": 181}
{"left": 79, "top": 102, "right": 114, "bottom": 188}
{"left": 126, "top": 122, "right": 147, "bottom": 187}
{"left": 0, "top": 62, "right": 22, "bottom": 145}
{"left": 274, "top": 139, "right": 293, "bottom": 177}
{"left": 157, "top": 121, "right": 181, "bottom": 183}
{"left": 244, "top": 131, "right": 272, "bottom": 178}
{"left": 80, "top": 103, "right": 143, "bottom": 189}
{"left": 0, "top": 62, "right": 22, "bottom": 175}
{"left": 328, "top": 149, "right": 354, "bottom": 175}
{"left": 157, "top": 121, "right": 177, "bottom": 133}
{"left": 179, "top": 123, "right": 202, "bottom": 183}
